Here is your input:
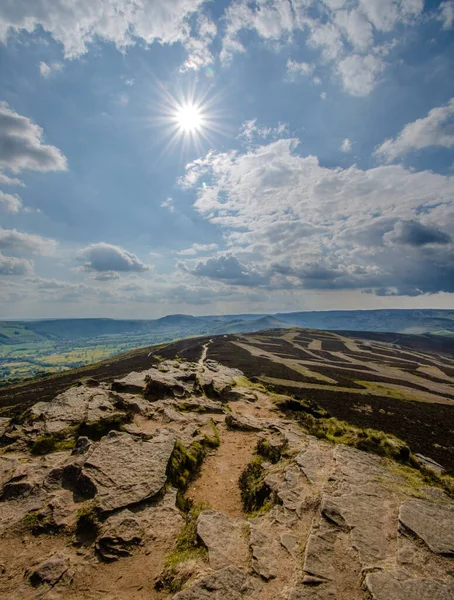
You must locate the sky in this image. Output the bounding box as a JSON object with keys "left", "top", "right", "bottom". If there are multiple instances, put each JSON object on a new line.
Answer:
{"left": 0, "top": 0, "right": 454, "bottom": 319}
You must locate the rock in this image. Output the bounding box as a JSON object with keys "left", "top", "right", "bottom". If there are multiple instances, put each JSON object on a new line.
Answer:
{"left": 399, "top": 498, "right": 454, "bottom": 555}
{"left": 197, "top": 510, "right": 249, "bottom": 569}
{"left": 177, "top": 397, "right": 226, "bottom": 414}
{"left": 249, "top": 524, "right": 279, "bottom": 580}
{"left": 81, "top": 430, "right": 176, "bottom": 512}
{"left": 27, "top": 387, "right": 120, "bottom": 435}
{"left": 27, "top": 553, "right": 72, "bottom": 587}
{"left": 365, "top": 570, "right": 454, "bottom": 600}
{"left": 198, "top": 361, "right": 243, "bottom": 400}
{"left": 414, "top": 454, "right": 446, "bottom": 475}
{"left": 280, "top": 532, "right": 300, "bottom": 557}
{"left": 225, "top": 413, "right": 264, "bottom": 432}
{"left": 303, "top": 518, "right": 338, "bottom": 581}
{"left": 0, "top": 417, "right": 11, "bottom": 438}
{"left": 296, "top": 444, "right": 328, "bottom": 486}
{"left": 72, "top": 436, "right": 91, "bottom": 455}
{"left": 171, "top": 566, "right": 252, "bottom": 600}
{"left": 96, "top": 509, "right": 142, "bottom": 561}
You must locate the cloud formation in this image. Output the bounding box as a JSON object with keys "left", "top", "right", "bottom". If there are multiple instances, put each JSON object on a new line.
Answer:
{"left": 0, "top": 190, "right": 22, "bottom": 213}
{"left": 0, "top": 103, "right": 67, "bottom": 174}
{"left": 77, "top": 242, "right": 150, "bottom": 273}
{"left": 375, "top": 98, "right": 454, "bottom": 162}
{"left": 0, "top": 0, "right": 209, "bottom": 61}
{"left": 0, "top": 228, "right": 57, "bottom": 256}
{"left": 181, "top": 136, "right": 454, "bottom": 296}
{"left": 0, "top": 253, "right": 33, "bottom": 276}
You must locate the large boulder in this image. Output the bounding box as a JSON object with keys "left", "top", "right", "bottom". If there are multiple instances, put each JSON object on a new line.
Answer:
{"left": 80, "top": 430, "right": 176, "bottom": 512}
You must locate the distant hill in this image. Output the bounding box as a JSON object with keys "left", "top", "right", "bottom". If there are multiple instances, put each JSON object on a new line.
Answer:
{"left": 1, "top": 309, "right": 453, "bottom": 382}
{"left": 1, "top": 309, "right": 453, "bottom": 346}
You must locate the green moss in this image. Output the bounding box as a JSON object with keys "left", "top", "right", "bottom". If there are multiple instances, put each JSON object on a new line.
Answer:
{"left": 203, "top": 421, "right": 221, "bottom": 448}
{"left": 157, "top": 503, "right": 209, "bottom": 593}
{"left": 166, "top": 440, "right": 207, "bottom": 493}
{"left": 75, "top": 412, "right": 131, "bottom": 441}
{"left": 239, "top": 457, "right": 273, "bottom": 513}
{"left": 21, "top": 511, "right": 50, "bottom": 533}
{"left": 256, "top": 438, "right": 285, "bottom": 463}
{"left": 30, "top": 429, "right": 76, "bottom": 455}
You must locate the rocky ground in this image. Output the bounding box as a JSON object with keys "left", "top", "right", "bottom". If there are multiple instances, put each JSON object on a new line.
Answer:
{"left": 0, "top": 351, "right": 453, "bottom": 599}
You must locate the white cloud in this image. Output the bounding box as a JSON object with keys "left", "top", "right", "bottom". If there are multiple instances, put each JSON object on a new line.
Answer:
{"left": 439, "top": 1, "right": 454, "bottom": 29}
{"left": 177, "top": 243, "right": 218, "bottom": 256}
{"left": 0, "top": 172, "right": 24, "bottom": 186}
{"left": 39, "top": 60, "right": 63, "bottom": 78}
{"left": 320, "top": 91, "right": 327, "bottom": 100}
{"left": 0, "top": 190, "right": 22, "bottom": 213}
{"left": 286, "top": 59, "right": 314, "bottom": 80}
{"left": 0, "top": 0, "right": 209, "bottom": 62}
{"left": 180, "top": 137, "right": 454, "bottom": 296}
{"left": 0, "top": 228, "right": 57, "bottom": 256}
{"left": 337, "top": 54, "right": 385, "bottom": 96}
{"left": 238, "top": 119, "right": 288, "bottom": 143}
{"left": 77, "top": 242, "right": 150, "bottom": 273}
{"left": 340, "top": 138, "right": 352, "bottom": 152}
{"left": 334, "top": 8, "right": 373, "bottom": 51}
{"left": 161, "top": 197, "right": 175, "bottom": 212}
{"left": 0, "top": 102, "right": 67, "bottom": 174}
{"left": 0, "top": 253, "right": 33, "bottom": 276}
{"left": 375, "top": 98, "right": 454, "bottom": 162}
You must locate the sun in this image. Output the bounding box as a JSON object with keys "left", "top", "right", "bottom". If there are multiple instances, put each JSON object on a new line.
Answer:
{"left": 176, "top": 103, "right": 203, "bottom": 133}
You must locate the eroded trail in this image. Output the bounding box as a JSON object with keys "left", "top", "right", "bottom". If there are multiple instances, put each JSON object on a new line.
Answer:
{"left": 186, "top": 423, "right": 257, "bottom": 517}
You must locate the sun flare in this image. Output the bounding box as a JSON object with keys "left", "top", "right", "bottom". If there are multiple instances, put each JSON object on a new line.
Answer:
{"left": 176, "top": 103, "right": 203, "bottom": 133}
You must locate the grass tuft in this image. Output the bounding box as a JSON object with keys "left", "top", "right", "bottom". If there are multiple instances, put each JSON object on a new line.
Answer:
{"left": 157, "top": 502, "right": 209, "bottom": 593}
{"left": 239, "top": 457, "right": 273, "bottom": 513}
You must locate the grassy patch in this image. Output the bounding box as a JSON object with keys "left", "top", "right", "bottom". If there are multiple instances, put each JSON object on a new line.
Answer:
{"left": 256, "top": 437, "right": 286, "bottom": 463}
{"left": 239, "top": 457, "right": 273, "bottom": 514}
{"left": 21, "top": 511, "right": 51, "bottom": 534}
{"left": 166, "top": 440, "right": 207, "bottom": 509}
{"left": 30, "top": 430, "right": 76, "bottom": 455}
{"left": 203, "top": 421, "right": 221, "bottom": 448}
{"left": 157, "top": 503, "right": 209, "bottom": 593}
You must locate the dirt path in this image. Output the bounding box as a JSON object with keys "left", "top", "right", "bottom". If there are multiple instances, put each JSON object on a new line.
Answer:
{"left": 198, "top": 340, "right": 211, "bottom": 369}
{"left": 186, "top": 423, "right": 258, "bottom": 517}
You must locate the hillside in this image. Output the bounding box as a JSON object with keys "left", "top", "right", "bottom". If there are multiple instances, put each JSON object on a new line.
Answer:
{"left": 2, "top": 309, "right": 454, "bottom": 382}
{"left": 0, "top": 328, "right": 453, "bottom": 599}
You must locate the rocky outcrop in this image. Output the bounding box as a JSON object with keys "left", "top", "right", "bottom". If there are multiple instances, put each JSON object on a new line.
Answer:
{"left": 0, "top": 357, "right": 452, "bottom": 600}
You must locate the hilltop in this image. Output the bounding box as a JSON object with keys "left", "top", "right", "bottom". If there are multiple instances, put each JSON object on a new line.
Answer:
{"left": 0, "top": 328, "right": 453, "bottom": 599}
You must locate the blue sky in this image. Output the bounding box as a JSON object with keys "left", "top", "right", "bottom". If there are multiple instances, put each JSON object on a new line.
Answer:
{"left": 0, "top": 0, "right": 454, "bottom": 318}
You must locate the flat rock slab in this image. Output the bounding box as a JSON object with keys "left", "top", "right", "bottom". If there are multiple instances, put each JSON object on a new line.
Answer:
{"left": 399, "top": 498, "right": 454, "bottom": 555}
{"left": 82, "top": 430, "right": 176, "bottom": 512}
{"left": 197, "top": 510, "right": 249, "bottom": 569}
{"left": 28, "top": 387, "right": 119, "bottom": 434}
{"left": 171, "top": 566, "right": 252, "bottom": 600}
{"left": 365, "top": 570, "right": 454, "bottom": 600}
{"left": 249, "top": 524, "right": 279, "bottom": 580}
